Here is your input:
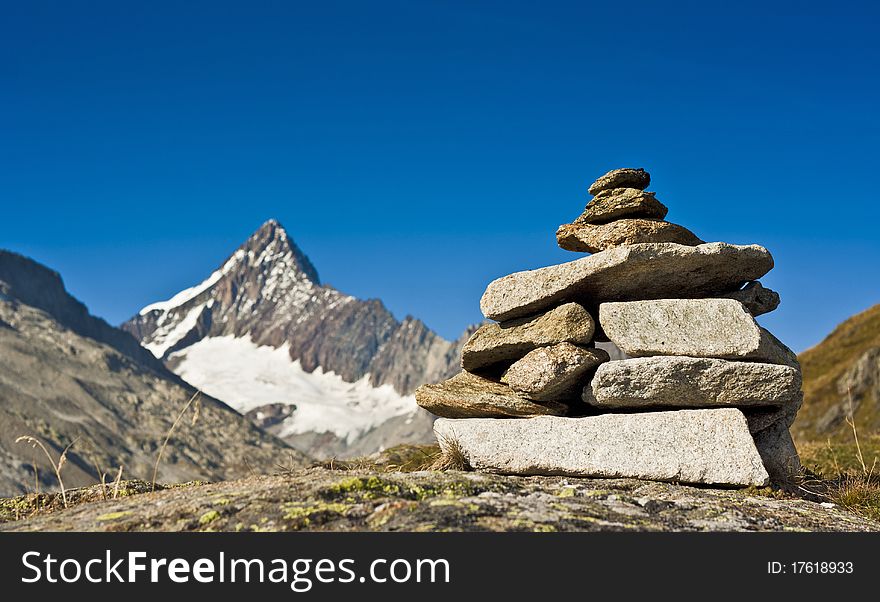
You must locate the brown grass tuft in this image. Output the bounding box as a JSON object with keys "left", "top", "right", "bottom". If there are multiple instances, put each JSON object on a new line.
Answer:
{"left": 15, "top": 436, "right": 77, "bottom": 508}
{"left": 430, "top": 435, "right": 470, "bottom": 471}
{"left": 309, "top": 444, "right": 444, "bottom": 473}
{"left": 797, "top": 389, "right": 880, "bottom": 522}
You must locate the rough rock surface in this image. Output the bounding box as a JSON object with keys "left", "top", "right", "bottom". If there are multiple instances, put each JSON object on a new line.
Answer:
{"left": 576, "top": 188, "right": 668, "bottom": 224}
{"left": 502, "top": 343, "right": 608, "bottom": 402}
{"left": 415, "top": 371, "right": 567, "bottom": 418}
{"left": 435, "top": 410, "right": 769, "bottom": 486}
{"left": 481, "top": 242, "right": 774, "bottom": 322}
{"left": 753, "top": 421, "right": 803, "bottom": 484}
{"left": 588, "top": 168, "right": 651, "bottom": 195}
{"left": 3, "top": 467, "right": 876, "bottom": 532}
{"left": 599, "top": 299, "right": 799, "bottom": 367}
{"left": 585, "top": 356, "right": 802, "bottom": 409}
{"left": 720, "top": 281, "right": 780, "bottom": 316}
{"left": 557, "top": 219, "right": 704, "bottom": 253}
{"left": 461, "top": 303, "right": 594, "bottom": 371}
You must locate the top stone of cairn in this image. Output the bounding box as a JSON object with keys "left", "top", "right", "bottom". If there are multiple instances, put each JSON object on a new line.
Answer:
{"left": 588, "top": 167, "right": 651, "bottom": 195}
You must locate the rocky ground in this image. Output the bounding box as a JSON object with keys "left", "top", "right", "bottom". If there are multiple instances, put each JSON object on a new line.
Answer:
{"left": 2, "top": 465, "right": 877, "bottom": 532}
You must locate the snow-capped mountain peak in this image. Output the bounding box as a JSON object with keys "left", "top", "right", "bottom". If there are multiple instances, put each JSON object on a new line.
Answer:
{"left": 239, "top": 218, "right": 321, "bottom": 286}
{"left": 138, "top": 219, "right": 319, "bottom": 318}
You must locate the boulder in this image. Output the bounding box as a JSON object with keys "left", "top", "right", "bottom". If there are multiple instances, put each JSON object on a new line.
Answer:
{"left": 502, "top": 343, "right": 609, "bottom": 402}
{"left": 599, "top": 298, "right": 799, "bottom": 367}
{"left": 720, "top": 281, "right": 780, "bottom": 316}
{"left": 415, "top": 371, "right": 567, "bottom": 418}
{"left": 753, "top": 420, "right": 802, "bottom": 485}
{"left": 585, "top": 356, "right": 802, "bottom": 409}
{"left": 480, "top": 242, "right": 774, "bottom": 322}
{"left": 461, "top": 303, "right": 594, "bottom": 372}
{"left": 434, "top": 409, "right": 769, "bottom": 487}
{"left": 588, "top": 168, "right": 651, "bottom": 195}
{"left": 575, "top": 188, "right": 668, "bottom": 224}
{"left": 557, "top": 219, "right": 703, "bottom": 253}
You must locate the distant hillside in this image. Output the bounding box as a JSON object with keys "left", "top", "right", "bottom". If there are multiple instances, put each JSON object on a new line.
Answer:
{"left": 795, "top": 304, "right": 880, "bottom": 441}
{"left": 0, "top": 250, "right": 303, "bottom": 497}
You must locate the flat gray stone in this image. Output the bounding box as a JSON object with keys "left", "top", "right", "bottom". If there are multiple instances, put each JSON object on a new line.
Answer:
{"left": 461, "top": 303, "right": 594, "bottom": 372}
{"left": 588, "top": 168, "right": 651, "bottom": 195}
{"left": 599, "top": 298, "right": 799, "bottom": 367}
{"left": 434, "top": 409, "right": 769, "bottom": 487}
{"left": 480, "top": 242, "right": 774, "bottom": 322}
{"left": 720, "top": 281, "right": 780, "bottom": 316}
{"left": 557, "top": 219, "right": 703, "bottom": 253}
{"left": 502, "top": 343, "right": 609, "bottom": 402}
{"left": 415, "top": 371, "right": 567, "bottom": 418}
{"left": 576, "top": 188, "right": 668, "bottom": 224}
{"left": 585, "top": 356, "right": 802, "bottom": 409}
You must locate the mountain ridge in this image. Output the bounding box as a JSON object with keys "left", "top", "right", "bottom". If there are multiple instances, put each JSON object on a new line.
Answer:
{"left": 0, "top": 250, "right": 162, "bottom": 368}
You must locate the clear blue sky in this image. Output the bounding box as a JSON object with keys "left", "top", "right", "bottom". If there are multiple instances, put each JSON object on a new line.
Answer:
{"left": 2, "top": 1, "right": 878, "bottom": 352}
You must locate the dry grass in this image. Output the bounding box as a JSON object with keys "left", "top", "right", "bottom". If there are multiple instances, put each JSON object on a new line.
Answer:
{"left": 13, "top": 390, "right": 202, "bottom": 501}
{"left": 797, "top": 390, "right": 880, "bottom": 522}
{"left": 151, "top": 391, "right": 201, "bottom": 491}
{"left": 111, "top": 466, "right": 124, "bottom": 499}
{"left": 14, "top": 435, "right": 77, "bottom": 508}
{"left": 308, "top": 438, "right": 471, "bottom": 474}
{"left": 89, "top": 455, "right": 124, "bottom": 501}
{"left": 430, "top": 435, "right": 470, "bottom": 471}
{"left": 831, "top": 474, "right": 880, "bottom": 521}
{"left": 90, "top": 456, "right": 108, "bottom": 500}
{"left": 844, "top": 387, "right": 875, "bottom": 477}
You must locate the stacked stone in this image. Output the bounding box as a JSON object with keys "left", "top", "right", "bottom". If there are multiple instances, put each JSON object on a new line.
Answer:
{"left": 555, "top": 168, "right": 704, "bottom": 253}
{"left": 416, "top": 168, "right": 803, "bottom": 488}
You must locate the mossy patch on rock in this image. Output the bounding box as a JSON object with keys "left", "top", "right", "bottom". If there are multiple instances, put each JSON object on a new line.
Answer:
{"left": 198, "top": 510, "right": 221, "bottom": 526}
{"left": 281, "top": 501, "right": 351, "bottom": 529}
{"left": 97, "top": 511, "right": 133, "bottom": 522}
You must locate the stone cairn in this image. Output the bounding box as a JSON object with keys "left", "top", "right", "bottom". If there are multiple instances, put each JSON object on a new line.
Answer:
{"left": 416, "top": 168, "right": 803, "bottom": 487}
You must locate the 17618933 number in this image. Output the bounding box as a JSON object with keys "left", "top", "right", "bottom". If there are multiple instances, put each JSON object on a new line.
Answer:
{"left": 768, "top": 562, "right": 854, "bottom": 574}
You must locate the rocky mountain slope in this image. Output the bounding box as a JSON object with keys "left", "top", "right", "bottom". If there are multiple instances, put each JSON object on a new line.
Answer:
{"left": 122, "top": 220, "right": 469, "bottom": 458}
{"left": 2, "top": 467, "right": 875, "bottom": 532}
{"left": 0, "top": 250, "right": 302, "bottom": 497}
{"left": 795, "top": 303, "right": 880, "bottom": 441}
